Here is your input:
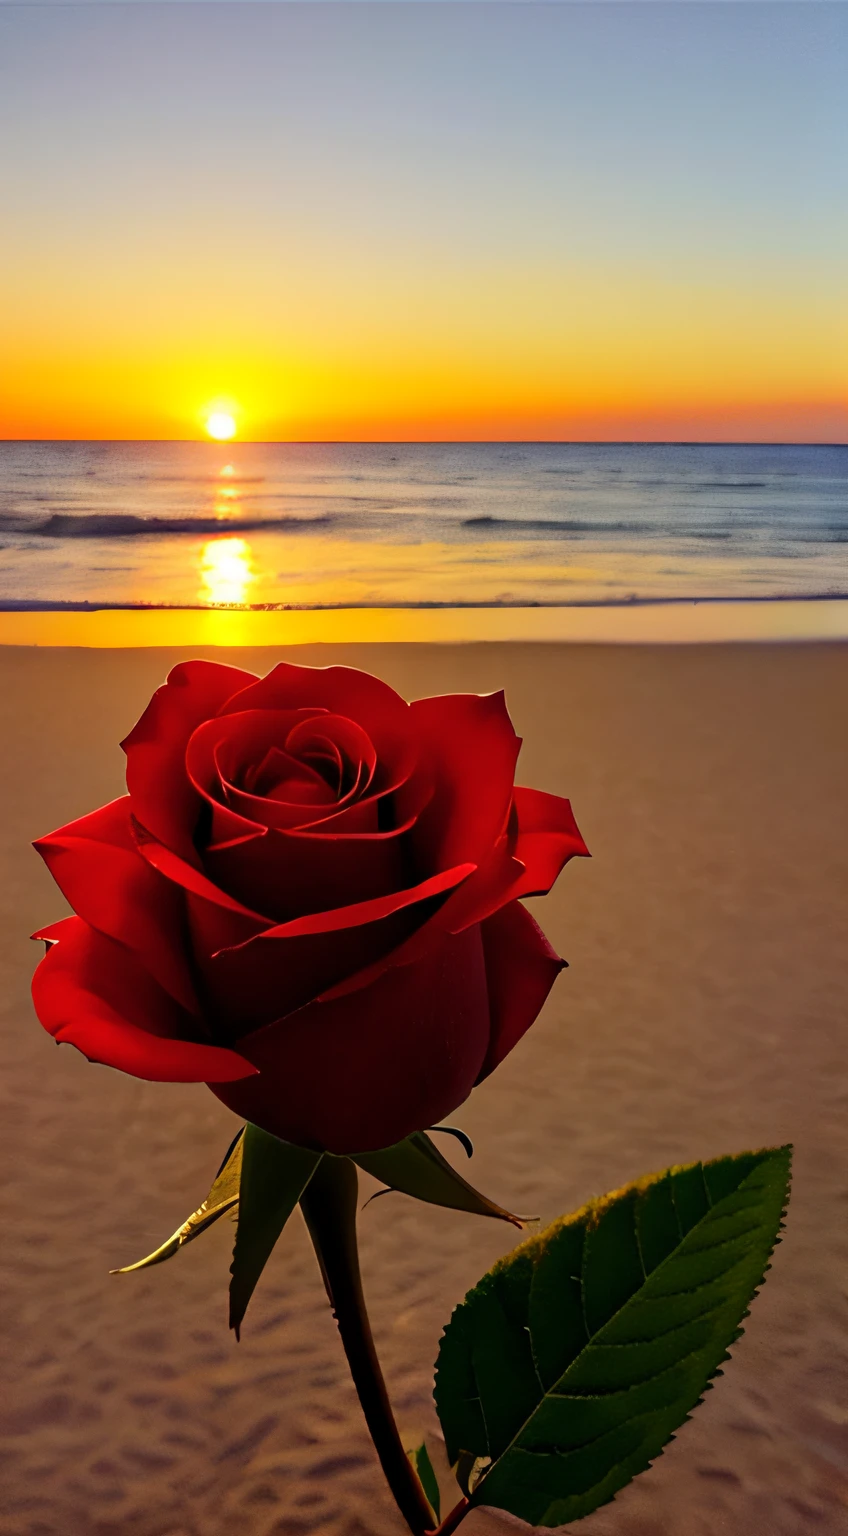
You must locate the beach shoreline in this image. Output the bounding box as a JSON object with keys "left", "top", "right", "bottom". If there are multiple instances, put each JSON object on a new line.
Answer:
{"left": 1, "top": 597, "right": 848, "bottom": 649}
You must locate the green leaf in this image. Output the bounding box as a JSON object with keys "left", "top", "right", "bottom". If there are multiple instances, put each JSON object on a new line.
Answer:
{"left": 354, "top": 1131, "right": 526, "bottom": 1227}
{"left": 434, "top": 1146, "right": 791, "bottom": 1527}
{"left": 110, "top": 1129, "right": 245, "bottom": 1274}
{"left": 406, "top": 1442, "right": 441, "bottom": 1523}
{"left": 229, "top": 1125, "right": 323, "bottom": 1338}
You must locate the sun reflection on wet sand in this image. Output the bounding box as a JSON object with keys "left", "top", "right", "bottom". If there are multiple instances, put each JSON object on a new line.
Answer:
{"left": 2, "top": 601, "right": 847, "bottom": 648}
{"left": 199, "top": 537, "right": 256, "bottom": 605}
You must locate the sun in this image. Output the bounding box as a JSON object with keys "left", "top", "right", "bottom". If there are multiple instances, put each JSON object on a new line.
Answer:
{"left": 205, "top": 411, "right": 237, "bottom": 441}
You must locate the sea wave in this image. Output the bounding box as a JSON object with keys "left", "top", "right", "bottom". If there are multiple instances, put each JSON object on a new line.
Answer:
{"left": 462, "top": 515, "right": 656, "bottom": 533}
{"left": 0, "top": 512, "right": 335, "bottom": 538}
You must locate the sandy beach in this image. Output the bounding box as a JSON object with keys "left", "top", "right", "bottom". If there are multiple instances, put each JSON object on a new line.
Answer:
{"left": 1, "top": 639, "right": 846, "bottom": 1536}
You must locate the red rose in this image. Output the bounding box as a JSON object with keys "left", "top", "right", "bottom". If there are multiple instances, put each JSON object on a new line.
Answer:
{"left": 32, "top": 660, "right": 588, "bottom": 1153}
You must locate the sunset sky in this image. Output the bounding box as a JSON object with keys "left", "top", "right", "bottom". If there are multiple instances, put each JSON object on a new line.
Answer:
{"left": 1, "top": 1, "right": 845, "bottom": 442}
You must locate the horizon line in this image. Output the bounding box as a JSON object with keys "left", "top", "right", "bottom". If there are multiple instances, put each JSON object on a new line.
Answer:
{"left": 2, "top": 437, "right": 846, "bottom": 449}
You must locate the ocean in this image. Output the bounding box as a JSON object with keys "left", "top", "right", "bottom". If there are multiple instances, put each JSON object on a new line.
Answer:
{"left": 1, "top": 441, "right": 846, "bottom": 612}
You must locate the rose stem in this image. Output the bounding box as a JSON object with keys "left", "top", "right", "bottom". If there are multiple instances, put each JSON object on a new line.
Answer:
{"left": 300, "top": 1156, "right": 439, "bottom": 1536}
{"left": 430, "top": 1497, "right": 471, "bottom": 1535}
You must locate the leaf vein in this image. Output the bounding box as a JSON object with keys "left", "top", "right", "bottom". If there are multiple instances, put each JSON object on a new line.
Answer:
{"left": 571, "top": 1298, "right": 726, "bottom": 1351}
{"left": 534, "top": 1328, "right": 730, "bottom": 1403}
{"left": 699, "top": 1164, "right": 713, "bottom": 1211}
{"left": 631, "top": 1200, "right": 648, "bottom": 1282}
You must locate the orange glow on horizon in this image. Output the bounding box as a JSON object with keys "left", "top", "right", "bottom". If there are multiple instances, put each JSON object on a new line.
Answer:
{"left": 2, "top": 354, "right": 845, "bottom": 444}
{"left": 1, "top": 264, "right": 845, "bottom": 442}
{"left": 2, "top": 399, "right": 843, "bottom": 444}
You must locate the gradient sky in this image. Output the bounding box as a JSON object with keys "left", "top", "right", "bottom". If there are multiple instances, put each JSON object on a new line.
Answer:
{"left": 1, "top": 2, "right": 845, "bottom": 441}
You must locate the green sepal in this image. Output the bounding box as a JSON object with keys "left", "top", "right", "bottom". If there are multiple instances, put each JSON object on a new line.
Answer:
{"left": 405, "top": 1442, "right": 441, "bottom": 1523}
{"left": 354, "top": 1131, "right": 526, "bottom": 1227}
{"left": 110, "top": 1129, "right": 245, "bottom": 1274}
{"left": 229, "top": 1125, "right": 323, "bottom": 1338}
{"left": 434, "top": 1145, "right": 791, "bottom": 1527}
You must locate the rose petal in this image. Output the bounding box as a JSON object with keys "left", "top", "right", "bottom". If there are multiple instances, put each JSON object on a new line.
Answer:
{"left": 408, "top": 691, "right": 520, "bottom": 871}
{"left": 186, "top": 710, "right": 381, "bottom": 842}
{"left": 219, "top": 662, "right": 410, "bottom": 751}
{"left": 31, "top": 917, "right": 256, "bottom": 1083}
{"left": 131, "top": 817, "right": 270, "bottom": 927}
{"left": 509, "top": 787, "right": 590, "bottom": 897}
{"left": 220, "top": 662, "right": 423, "bottom": 806}
{"left": 259, "top": 743, "right": 433, "bottom": 843}
{"left": 243, "top": 744, "right": 332, "bottom": 802}
{"left": 209, "top": 924, "right": 491, "bottom": 1153}
{"left": 188, "top": 709, "right": 332, "bottom": 810}
{"left": 440, "top": 787, "right": 590, "bottom": 934}
{"left": 233, "top": 861, "right": 475, "bottom": 945}
{"left": 122, "top": 660, "right": 257, "bottom": 862}
{"left": 193, "top": 861, "right": 475, "bottom": 1033}
{"left": 475, "top": 901, "right": 566, "bottom": 1083}
{"left": 196, "top": 903, "right": 428, "bottom": 1034}
{"left": 286, "top": 713, "right": 377, "bottom": 797}
{"left": 34, "top": 797, "right": 199, "bottom": 1015}
{"left": 204, "top": 813, "right": 410, "bottom": 921}
{"left": 223, "top": 723, "right": 377, "bottom": 832}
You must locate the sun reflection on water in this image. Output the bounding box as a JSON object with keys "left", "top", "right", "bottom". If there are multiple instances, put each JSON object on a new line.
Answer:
{"left": 199, "top": 537, "right": 256, "bottom": 606}
{"left": 213, "top": 463, "right": 240, "bottom": 520}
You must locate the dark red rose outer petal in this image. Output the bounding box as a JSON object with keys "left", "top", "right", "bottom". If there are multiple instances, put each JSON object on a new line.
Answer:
{"left": 475, "top": 900, "right": 566, "bottom": 1084}
{"left": 407, "top": 691, "right": 520, "bottom": 870}
{"left": 209, "top": 924, "right": 491, "bottom": 1153}
{"left": 31, "top": 917, "right": 256, "bottom": 1083}
{"left": 510, "top": 787, "right": 590, "bottom": 897}
{"left": 122, "top": 659, "right": 258, "bottom": 863}
{"left": 436, "top": 786, "right": 590, "bottom": 936}
{"left": 189, "top": 860, "right": 477, "bottom": 1032}
{"left": 434, "top": 834, "right": 521, "bottom": 938}
{"left": 33, "top": 796, "right": 198, "bottom": 1015}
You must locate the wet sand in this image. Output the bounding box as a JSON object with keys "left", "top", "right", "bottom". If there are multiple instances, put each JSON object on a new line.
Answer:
{"left": 1, "top": 641, "right": 846, "bottom": 1536}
